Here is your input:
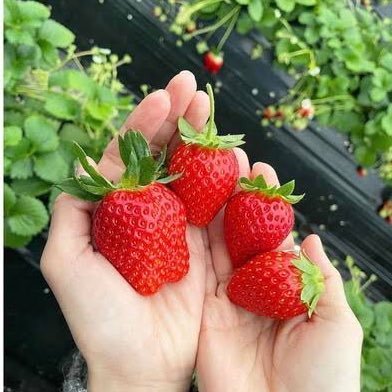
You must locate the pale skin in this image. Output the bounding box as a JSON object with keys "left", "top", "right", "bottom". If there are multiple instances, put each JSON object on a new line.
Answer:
{"left": 41, "top": 71, "right": 363, "bottom": 392}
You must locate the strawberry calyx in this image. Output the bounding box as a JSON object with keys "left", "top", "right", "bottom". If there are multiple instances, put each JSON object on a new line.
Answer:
{"left": 57, "top": 131, "right": 180, "bottom": 201}
{"left": 239, "top": 175, "right": 304, "bottom": 204}
{"left": 178, "top": 83, "right": 245, "bottom": 149}
{"left": 291, "top": 251, "right": 325, "bottom": 317}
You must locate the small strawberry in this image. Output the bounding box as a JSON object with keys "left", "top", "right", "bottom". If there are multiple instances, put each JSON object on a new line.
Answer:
{"left": 227, "top": 251, "right": 325, "bottom": 320}
{"left": 356, "top": 166, "right": 367, "bottom": 177}
{"left": 224, "top": 175, "right": 304, "bottom": 268}
{"left": 168, "top": 84, "right": 244, "bottom": 227}
{"left": 297, "top": 99, "right": 315, "bottom": 119}
{"left": 58, "top": 131, "right": 189, "bottom": 296}
{"left": 203, "top": 50, "right": 224, "bottom": 74}
{"left": 262, "top": 106, "right": 276, "bottom": 120}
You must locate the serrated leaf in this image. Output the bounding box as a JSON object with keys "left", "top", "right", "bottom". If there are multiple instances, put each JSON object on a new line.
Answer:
{"left": 276, "top": 0, "right": 295, "bottom": 13}
{"left": 18, "top": 1, "right": 50, "bottom": 21}
{"left": 8, "top": 195, "right": 49, "bottom": 236}
{"left": 34, "top": 151, "right": 69, "bottom": 183}
{"left": 370, "top": 87, "right": 386, "bottom": 103}
{"left": 10, "top": 158, "right": 34, "bottom": 179}
{"left": 59, "top": 123, "right": 90, "bottom": 146}
{"left": 4, "top": 222, "right": 32, "bottom": 249}
{"left": 44, "top": 92, "right": 80, "bottom": 120}
{"left": 380, "top": 52, "right": 392, "bottom": 72}
{"left": 11, "top": 178, "right": 52, "bottom": 196}
{"left": 296, "top": 0, "right": 317, "bottom": 5}
{"left": 4, "top": 183, "right": 16, "bottom": 215}
{"left": 248, "top": 0, "right": 263, "bottom": 22}
{"left": 355, "top": 146, "right": 377, "bottom": 166}
{"left": 39, "top": 19, "right": 75, "bottom": 48}
{"left": 4, "top": 126, "right": 22, "bottom": 146}
{"left": 24, "top": 114, "right": 59, "bottom": 152}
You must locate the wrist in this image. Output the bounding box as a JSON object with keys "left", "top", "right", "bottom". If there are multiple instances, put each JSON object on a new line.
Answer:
{"left": 88, "top": 370, "right": 190, "bottom": 392}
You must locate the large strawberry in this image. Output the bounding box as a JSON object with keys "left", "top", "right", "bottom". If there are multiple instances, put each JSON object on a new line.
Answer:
{"left": 227, "top": 251, "right": 325, "bottom": 320}
{"left": 225, "top": 175, "right": 304, "bottom": 268}
{"left": 168, "top": 84, "right": 244, "bottom": 227}
{"left": 58, "top": 131, "right": 189, "bottom": 295}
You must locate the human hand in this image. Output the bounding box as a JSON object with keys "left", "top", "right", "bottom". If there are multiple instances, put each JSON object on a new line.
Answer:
{"left": 41, "top": 71, "right": 211, "bottom": 392}
{"left": 197, "top": 162, "right": 363, "bottom": 392}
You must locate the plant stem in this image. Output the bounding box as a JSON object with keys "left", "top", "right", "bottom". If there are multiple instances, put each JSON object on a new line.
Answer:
{"left": 216, "top": 6, "right": 241, "bottom": 52}
{"left": 186, "top": 6, "right": 239, "bottom": 39}
{"left": 206, "top": 83, "right": 215, "bottom": 139}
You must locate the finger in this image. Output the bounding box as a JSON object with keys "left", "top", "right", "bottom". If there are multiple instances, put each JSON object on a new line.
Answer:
{"left": 46, "top": 194, "right": 94, "bottom": 252}
{"left": 301, "top": 234, "right": 349, "bottom": 311}
{"left": 250, "top": 162, "right": 295, "bottom": 250}
{"left": 97, "top": 89, "right": 171, "bottom": 182}
{"left": 207, "top": 149, "right": 250, "bottom": 284}
{"left": 151, "top": 70, "right": 197, "bottom": 152}
{"left": 168, "top": 90, "right": 210, "bottom": 155}
{"left": 234, "top": 147, "right": 250, "bottom": 181}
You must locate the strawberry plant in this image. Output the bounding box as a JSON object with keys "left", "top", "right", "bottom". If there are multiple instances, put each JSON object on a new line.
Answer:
{"left": 168, "top": 0, "right": 392, "bottom": 185}
{"left": 4, "top": 0, "right": 134, "bottom": 248}
{"left": 343, "top": 256, "right": 392, "bottom": 392}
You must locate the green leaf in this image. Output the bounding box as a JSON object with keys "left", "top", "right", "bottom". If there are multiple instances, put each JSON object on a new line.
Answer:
{"left": 4, "top": 183, "right": 17, "bottom": 215}
{"left": 381, "top": 107, "right": 392, "bottom": 136}
{"left": 39, "top": 40, "right": 59, "bottom": 67}
{"left": 380, "top": 52, "right": 392, "bottom": 72}
{"left": 276, "top": 0, "right": 295, "bottom": 13}
{"left": 4, "top": 222, "right": 32, "bottom": 249}
{"left": 85, "top": 100, "right": 115, "bottom": 121}
{"left": 370, "top": 87, "right": 386, "bottom": 103}
{"left": 12, "top": 178, "right": 52, "bottom": 197}
{"left": 34, "top": 151, "right": 69, "bottom": 183}
{"left": 10, "top": 158, "right": 34, "bottom": 179}
{"left": 236, "top": 13, "right": 254, "bottom": 34}
{"left": 44, "top": 92, "right": 80, "bottom": 120}
{"left": 72, "top": 143, "right": 114, "bottom": 188}
{"left": 56, "top": 178, "right": 102, "bottom": 202}
{"left": 235, "top": 0, "right": 250, "bottom": 4}
{"left": 49, "top": 69, "right": 95, "bottom": 95}
{"left": 4, "top": 126, "right": 22, "bottom": 146}
{"left": 354, "top": 146, "right": 377, "bottom": 166}
{"left": 24, "top": 114, "right": 59, "bottom": 152}
{"left": 5, "top": 29, "right": 35, "bottom": 46}
{"left": 18, "top": 1, "right": 50, "bottom": 21}
{"left": 178, "top": 117, "right": 199, "bottom": 139}
{"left": 39, "top": 19, "right": 75, "bottom": 48}
{"left": 59, "top": 123, "right": 90, "bottom": 146}
{"left": 248, "top": 0, "right": 263, "bottom": 22}
{"left": 7, "top": 195, "right": 49, "bottom": 236}
{"left": 296, "top": 0, "right": 317, "bottom": 5}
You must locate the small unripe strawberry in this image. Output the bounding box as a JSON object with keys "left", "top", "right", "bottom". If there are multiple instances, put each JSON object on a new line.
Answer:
{"left": 203, "top": 51, "right": 224, "bottom": 74}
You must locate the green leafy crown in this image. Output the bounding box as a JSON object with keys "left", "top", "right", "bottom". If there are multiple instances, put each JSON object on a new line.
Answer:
{"left": 57, "top": 131, "right": 180, "bottom": 201}
{"left": 239, "top": 175, "right": 304, "bottom": 204}
{"left": 292, "top": 251, "right": 325, "bottom": 318}
{"left": 178, "top": 83, "right": 245, "bottom": 149}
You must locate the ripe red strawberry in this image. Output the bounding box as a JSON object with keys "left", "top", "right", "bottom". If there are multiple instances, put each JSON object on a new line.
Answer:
{"left": 227, "top": 251, "right": 325, "bottom": 320}
{"left": 58, "top": 131, "right": 189, "bottom": 295}
{"left": 224, "top": 175, "right": 304, "bottom": 268}
{"left": 168, "top": 84, "right": 244, "bottom": 226}
{"left": 203, "top": 51, "right": 224, "bottom": 73}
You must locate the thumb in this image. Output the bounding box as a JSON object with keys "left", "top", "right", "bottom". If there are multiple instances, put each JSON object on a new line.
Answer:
{"left": 301, "top": 234, "right": 350, "bottom": 317}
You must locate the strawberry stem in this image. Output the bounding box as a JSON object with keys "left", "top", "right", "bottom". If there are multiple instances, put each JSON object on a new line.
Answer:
{"left": 206, "top": 83, "right": 215, "bottom": 140}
